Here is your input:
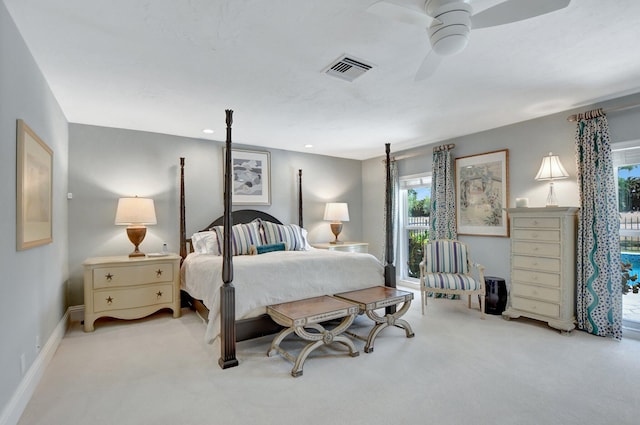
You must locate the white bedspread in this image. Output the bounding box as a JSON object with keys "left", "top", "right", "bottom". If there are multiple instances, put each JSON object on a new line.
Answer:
{"left": 181, "top": 249, "right": 385, "bottom": 343}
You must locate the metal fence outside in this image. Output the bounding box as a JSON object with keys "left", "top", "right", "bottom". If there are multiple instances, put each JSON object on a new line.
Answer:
{"left": 621, "top": 213, "right": 640, "bottom": 251}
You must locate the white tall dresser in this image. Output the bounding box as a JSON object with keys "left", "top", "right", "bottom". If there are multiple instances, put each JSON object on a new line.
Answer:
{"left": 503, "top": 207, "right": 579, "bottom": 332}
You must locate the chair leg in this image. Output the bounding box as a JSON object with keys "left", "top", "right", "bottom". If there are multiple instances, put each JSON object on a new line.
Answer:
{"left": 479, "top": 294, "right": 486, "bottom": 320}
{"left": 421, "top": 288, "right": 425, "bottom": 315}
{"left": 467, "top": 294, "right": 471, "bottom": 309}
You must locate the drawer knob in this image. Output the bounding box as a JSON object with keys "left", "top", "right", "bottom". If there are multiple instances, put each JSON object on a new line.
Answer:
{"left": 156, "top": 291, "right": 163, "bottom": 298}
{"left": 106, "top": 296, "right": 113, "bottom": 304}
{"left": 105, "top": 273, "right": 114, "bottom": 281}
{"left": 156, "top": 269, "right": 163, "bottom": 278}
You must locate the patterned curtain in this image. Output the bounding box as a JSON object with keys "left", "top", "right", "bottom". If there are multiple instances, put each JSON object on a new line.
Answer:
{"left": 382, "top": 160, "right": 400, "bottom": 265}
{"left": 430, "top": 148, "right": 457, "bottom": 240}
{"left": 575, "top": 111, "right": 622, "bottom": 339}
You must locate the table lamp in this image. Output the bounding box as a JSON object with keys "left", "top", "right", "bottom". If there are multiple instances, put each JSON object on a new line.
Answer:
{"left": 535, "top": 152, "right": 569, "bottom": 207}
{"left": 324, "top": 202, "right": 349, "bottom": 244}
{"left": 115, "top": 197, "right": 157, "bottom": 257}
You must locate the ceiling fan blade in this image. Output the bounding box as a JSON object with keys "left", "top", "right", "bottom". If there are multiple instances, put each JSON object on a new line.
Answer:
{"left": 366, "top": 1, "right": 433, "bottom": 27}
{"left": 415, "top": 51, "right": 442, "bottom": 81}
{"left": 471, "top": 0, "right": 571, "bottom": 29}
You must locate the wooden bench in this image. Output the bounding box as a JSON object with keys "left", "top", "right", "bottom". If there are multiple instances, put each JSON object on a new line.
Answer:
{"left": 334, "top": 286, "right": 414, "bottom": 353}
{"left": 266, "top": 295, "right": 360, "bottom": 377}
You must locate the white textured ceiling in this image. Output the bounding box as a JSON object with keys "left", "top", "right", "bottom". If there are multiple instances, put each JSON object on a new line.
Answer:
{"left": 5, "top": 0, "right": 640, "bottom": 160}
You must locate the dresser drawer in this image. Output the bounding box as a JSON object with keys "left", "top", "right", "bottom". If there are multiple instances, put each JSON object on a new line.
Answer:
{"left": 512, "top": 241, "right": 560, "bottom": 257}
{"left": 93, "top": 263, "right": 174, "bottom": 289}
{"left": 93, "top": 284, "right": 174, "bottom": 313}
{"left": 513, "top": 217, "right": 560, "bottom": 229}
{"left": 512, "top": 268, "right": 560, "bottom": 287}
{"left": 511, "top": 283, "right": 560, "bottom": 303}
{"left": 512, "top": 229, "right": 560, "bottom": 242}
{"left": 513, "top": 255, "right": 560, "bottom": 273}
{"left": 511, "top": 296, "right": 560, "bottom": 318}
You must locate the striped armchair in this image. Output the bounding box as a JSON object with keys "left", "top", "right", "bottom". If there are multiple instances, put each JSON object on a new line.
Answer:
{"left": 419, "top": 239, "right": 486, "bottom": 319}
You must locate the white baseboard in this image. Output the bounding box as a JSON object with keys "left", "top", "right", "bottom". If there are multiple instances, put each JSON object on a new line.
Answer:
{"left": 0, "top": 307, "right": 73, "bottom": 425}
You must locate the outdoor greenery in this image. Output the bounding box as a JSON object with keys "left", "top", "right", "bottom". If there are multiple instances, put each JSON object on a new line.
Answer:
{"left": 622, "top": 261, "right": 639, "bottom": 294}
{"left": 407, "top": 189, "right": 430, "bottom": 278}
{"left": 619, "top": 165, "right": 640, "bottom": 212}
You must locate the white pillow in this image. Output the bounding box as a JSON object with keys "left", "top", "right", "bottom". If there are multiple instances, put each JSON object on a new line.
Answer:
{"left": 191, "top": 231, "right": 220, "bottom": 255}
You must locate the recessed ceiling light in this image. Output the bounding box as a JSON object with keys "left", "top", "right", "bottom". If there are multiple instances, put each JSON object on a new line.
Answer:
{"left": 304, "top": 144, "right": 313, "bottom": 148}
{"left": 202, "top": 128, "right": 214, "bottom": 134}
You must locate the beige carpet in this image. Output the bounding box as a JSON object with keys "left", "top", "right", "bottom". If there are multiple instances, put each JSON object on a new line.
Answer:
{"left": 17, "top": 289, "right": 640, "bottom": 425}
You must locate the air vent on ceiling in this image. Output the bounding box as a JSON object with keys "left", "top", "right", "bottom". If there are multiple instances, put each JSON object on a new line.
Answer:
{"left": 324, "top": 55, "right": 374, "bottom": 82}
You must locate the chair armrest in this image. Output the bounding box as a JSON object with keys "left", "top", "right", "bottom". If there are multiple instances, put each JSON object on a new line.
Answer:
{"left": 419, "top": 260, "right": 425, "bottom": 275}
{"left": 472, "top": 263, "right": 486, "bottom": 287}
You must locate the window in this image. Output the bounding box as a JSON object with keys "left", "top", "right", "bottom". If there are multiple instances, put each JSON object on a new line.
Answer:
{"left": 399, "top": 173, "right": 431, "bottom": 281}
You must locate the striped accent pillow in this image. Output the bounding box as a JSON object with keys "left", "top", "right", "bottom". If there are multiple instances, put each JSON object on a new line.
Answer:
{"left": 212, "top": 221, "right": 262, "bottom": 256}
{"left": 424, "top": 240, "right": 469, "bottom": 274}
{"left": 261, "top": 222, "right": 307, "bottom": 251}
{"left": 422, "top": 273, "right": 479, "bottom": 290}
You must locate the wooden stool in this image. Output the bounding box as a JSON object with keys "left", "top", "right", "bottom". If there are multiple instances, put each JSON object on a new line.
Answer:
{"left": 267, "top": 296, "right": 359, "bottom": 377}
{"left": 335, "top": 286, "right": 414, "bottom": 353}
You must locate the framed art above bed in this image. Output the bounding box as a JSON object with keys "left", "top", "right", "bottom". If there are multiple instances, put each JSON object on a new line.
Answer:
{"left": 229, "top": 148, "right": 271, "bottom": 205}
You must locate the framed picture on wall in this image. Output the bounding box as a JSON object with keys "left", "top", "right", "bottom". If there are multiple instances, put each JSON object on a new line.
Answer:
{"left": 16, "top": 119, "right": 53, "bottom": 250}
{"left": 455, "top": 149, "right": 509, "bottom": 237}
{"left": 227, "top": 148, "right": 271, "bottom": 205}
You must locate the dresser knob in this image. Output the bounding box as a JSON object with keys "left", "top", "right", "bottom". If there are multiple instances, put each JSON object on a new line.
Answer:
{"left": 105, "top": 273, "right": 114, "bottom": 281}
{"left": 106, "top": 296, "right": 113, "bottom": 304}
{"left": 156, "top": 269, "right": 163, "bottom": 278}
{"left": 156, "top": 291, "right": 163, "bottom": 298}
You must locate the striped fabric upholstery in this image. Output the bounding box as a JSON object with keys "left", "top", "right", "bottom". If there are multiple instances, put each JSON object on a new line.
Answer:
{"left": 422, "top": 273, "right": 480, "bottom": 291}
{"left": 213, "top": 221, "right": 262, "bottom": 256}
{"left": 423, "top": 240, "right": 469, "bottom": 274}
{"left": 262, "top": 222, "right": 307, "bottom": 251}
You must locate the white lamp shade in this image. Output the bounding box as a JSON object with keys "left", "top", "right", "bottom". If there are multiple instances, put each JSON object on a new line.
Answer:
{"left": 535, "top": 152, "right": 569, "bottom": 181}
{"left": 323, "top": 202, "right": 349, "bottom": 222}
{"left": 115, "top": 197, "right": 157, "bottom": 225}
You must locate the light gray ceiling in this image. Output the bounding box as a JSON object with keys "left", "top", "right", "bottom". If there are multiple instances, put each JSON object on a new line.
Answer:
{"left": 5, "top": 0, "right": 640, "bottom": 160}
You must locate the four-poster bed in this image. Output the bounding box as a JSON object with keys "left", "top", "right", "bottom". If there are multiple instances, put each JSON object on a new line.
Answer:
{"left": 179, "top": 110, "right": 396, "bottom": 369}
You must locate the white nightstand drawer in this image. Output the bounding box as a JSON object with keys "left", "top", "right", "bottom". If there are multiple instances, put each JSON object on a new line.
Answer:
{"left": 512, "top": 268, "right": 560, "bottom": 287}
{"left": 511, "top": 283, "right": 560, "bottom": 303}
{"left": 512, "top": 241, "right": 560, "bottom": 257}
{"left": 513, "top": 217, "right": 560, "bottom": 229}
{"left": 513, "top": 255, "right": 560, "bottom": 273}
{"left": 93, "top": 262, "right": 174, "bottom": 289}
{"left": 511, "top": 296, "right": 560, "bottom": 318}
{"left": 93, "top": 284, "right": 173, "bottom": 313}
{"left": 512, "top": 229, "right": 560, "bottom": 242}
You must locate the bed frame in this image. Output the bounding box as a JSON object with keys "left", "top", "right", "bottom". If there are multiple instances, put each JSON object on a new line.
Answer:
{"left": 179, "top": 109, "right": 395, "bottom": 369}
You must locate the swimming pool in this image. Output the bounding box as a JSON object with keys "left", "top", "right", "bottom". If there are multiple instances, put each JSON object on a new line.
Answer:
{"left": 621, "top": 252, "right": 640, "bottom": 288}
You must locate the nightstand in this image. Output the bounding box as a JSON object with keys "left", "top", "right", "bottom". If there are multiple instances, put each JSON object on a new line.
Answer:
{"left": 83, "top": 254, "right": 181, "bottom": 332}
{"left": 311, "top": 242, "right": 369, "bottom": 253}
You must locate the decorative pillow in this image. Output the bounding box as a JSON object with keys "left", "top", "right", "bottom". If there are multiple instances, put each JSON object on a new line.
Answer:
{"left": 424, "top": 240, "right": 469, "bottom": 274}
{"left": 190, "top": 231, "right": 220, "bottom": 255}
{"left": 261, "top": 222, "right": 307, "bottom": 251}
{"left": 249, "top": 242, "right": 287, "bottom": 255}
{"left": 212, "top": 221, "right": 262, "bottom": 256}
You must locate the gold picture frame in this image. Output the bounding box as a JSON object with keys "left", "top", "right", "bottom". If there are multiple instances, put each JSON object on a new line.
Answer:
{"left": 17, "top": 119, "right": 53, "bottom": 250}
{"left": 228, "top": 148, "right": 271, "bottom": 205}
{"left": 455, "top": 149, "right": 509, "bottom": 237}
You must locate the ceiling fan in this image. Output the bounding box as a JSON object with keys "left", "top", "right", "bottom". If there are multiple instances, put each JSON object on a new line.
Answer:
{"left": 368, "top": 0, "right": 571, "bottom": 80}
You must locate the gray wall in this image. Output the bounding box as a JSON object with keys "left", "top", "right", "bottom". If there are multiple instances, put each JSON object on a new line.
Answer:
{"left": 67, "top": 124, "right": 362, "bottom": 305}
{"left": 363, "top": 92, "right": 640, "bottom": 286}
{"left": 0, "top": 1, "right": 69, "bottom": 416}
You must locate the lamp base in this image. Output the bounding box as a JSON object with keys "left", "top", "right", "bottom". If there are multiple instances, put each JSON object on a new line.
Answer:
{"left": 330, "top": 222, "right": 344, "bottom": 244}
{"left": 126, "top": 226, "right": 147, "bottom": 257}
{"left": 545, "top": 181, "right": 559, "bottom": 207}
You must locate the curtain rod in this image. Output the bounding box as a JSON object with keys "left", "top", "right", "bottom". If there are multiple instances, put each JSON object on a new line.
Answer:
{"left": 386, "top": 143, "right": 456, "bottom": 162}
{"left": 567, "top": 101, "right": 640, "bottom": 122}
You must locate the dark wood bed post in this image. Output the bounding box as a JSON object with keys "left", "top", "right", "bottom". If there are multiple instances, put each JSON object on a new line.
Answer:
{"left": 298, "top": 169, "right": 303, "bottom": 228}
{"left": 219, "top": 109, "right": 239, "bottom": 369}
{"left": 179, "top": 158, "right": 187, "bottom": 262}
{"left": 384, "top": 143, "right": 396, "bottom": 289}
{"left": 384, "top": 143, "right": 396, "bottom": 314}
